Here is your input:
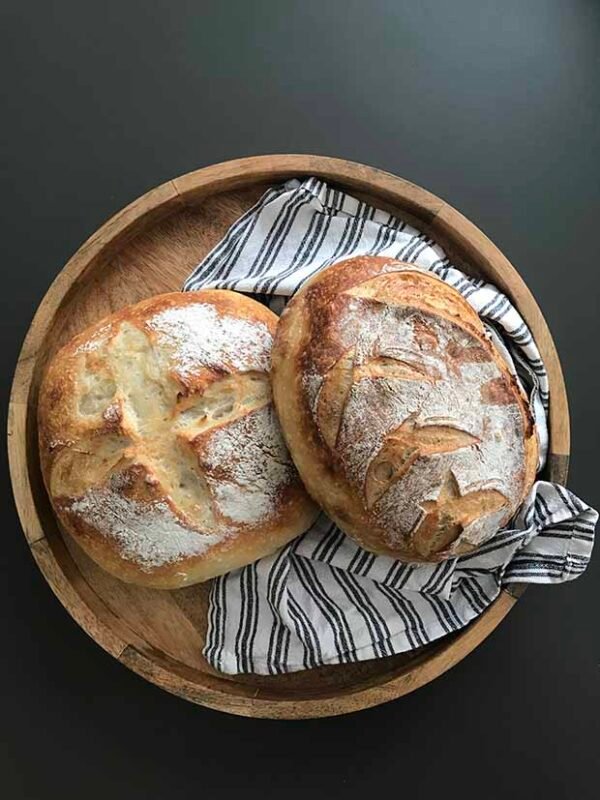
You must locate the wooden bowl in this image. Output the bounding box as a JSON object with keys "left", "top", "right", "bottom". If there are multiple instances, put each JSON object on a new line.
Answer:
{"left": 8, "top": 155, "right": 570, "bottom": 718}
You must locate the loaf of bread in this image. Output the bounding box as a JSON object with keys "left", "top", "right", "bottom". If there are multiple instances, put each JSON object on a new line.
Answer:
{"left": 272, "top": 257, "right": 538, "bottom": 562}
{"left": 38, "top": 290, "right": 317, "bottom": 588}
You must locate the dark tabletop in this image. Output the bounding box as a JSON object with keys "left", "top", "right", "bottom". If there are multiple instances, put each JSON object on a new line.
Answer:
{"left": 2, "top": 2, "right": 599, "bottom": 798}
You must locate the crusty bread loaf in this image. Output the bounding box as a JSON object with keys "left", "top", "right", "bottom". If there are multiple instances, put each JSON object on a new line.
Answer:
{"left": 271, "top": 256, "right": 538, "bottom": 562}
{"left": 38, "top": 290, "right": 317, "bottom": 588}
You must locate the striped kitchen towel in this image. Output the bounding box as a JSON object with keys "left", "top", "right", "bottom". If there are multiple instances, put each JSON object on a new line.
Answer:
{"left": 184, "top": 177, "right": 597, "bottom": 674}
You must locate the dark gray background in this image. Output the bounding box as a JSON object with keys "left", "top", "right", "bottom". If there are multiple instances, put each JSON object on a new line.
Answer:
{"left": 2, "top": 2, "right": 599, "bottom": 798}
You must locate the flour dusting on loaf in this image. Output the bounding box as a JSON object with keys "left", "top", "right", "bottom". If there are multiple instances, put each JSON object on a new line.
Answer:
{"left": 200, "top": 405, "right": 295, "bottom": 525}
{"left": 330, "top": 303, "right": 527, "bottom": 546}
{"left": 147, "top": 302, "right": 272, "bottom": 377}
{"left": 68, "top": 475, "right": 225, "bottom": 571}
{"left": 38, "top": 290, "right": 316, "bottom": 588}
{"left": 272, "top": 257, "right": 538, "bottom": 562}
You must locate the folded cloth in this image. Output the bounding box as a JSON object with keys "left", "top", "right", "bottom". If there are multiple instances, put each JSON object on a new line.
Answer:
{"left": 184, "top": 177, "right": 597, "bottom": 675}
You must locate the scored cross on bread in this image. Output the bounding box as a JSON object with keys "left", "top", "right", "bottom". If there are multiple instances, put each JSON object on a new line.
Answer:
{"left": 39, "top": 291, "right": 316, "bottom": 589}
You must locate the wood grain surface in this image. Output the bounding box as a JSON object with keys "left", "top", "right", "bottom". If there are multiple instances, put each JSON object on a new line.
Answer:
{"left": 7, "top": 155, "right": 570, "bottom": 718}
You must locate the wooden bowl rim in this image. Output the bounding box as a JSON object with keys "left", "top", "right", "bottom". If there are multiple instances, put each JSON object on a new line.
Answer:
{"left": 8, "top": 154, "right": 570, "bottom": 718}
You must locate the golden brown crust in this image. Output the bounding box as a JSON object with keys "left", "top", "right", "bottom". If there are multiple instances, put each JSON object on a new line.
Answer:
{"left": 272, "top": 257, "right": 538, "bottom": 563}
{"left": 39, "top": 290, "right": 317, "bottom": 589}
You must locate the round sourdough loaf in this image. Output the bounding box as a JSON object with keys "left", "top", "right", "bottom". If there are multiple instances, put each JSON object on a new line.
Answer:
{"left": 38, "top": 290, "right": 317, "bottom": 588}
{"left": 271, "top": 257, "right": 538, "bottom": 562}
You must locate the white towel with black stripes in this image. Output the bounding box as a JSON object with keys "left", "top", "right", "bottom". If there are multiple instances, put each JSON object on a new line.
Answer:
{"left": 184, "top": 177, "right": 597, "bottom": 675}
